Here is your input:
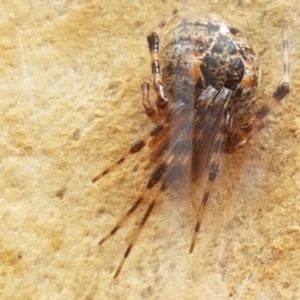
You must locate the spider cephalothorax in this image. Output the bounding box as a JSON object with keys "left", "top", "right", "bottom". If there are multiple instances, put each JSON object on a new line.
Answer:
{"left": 93, "top": 11, "right": 289, "bottom": 278}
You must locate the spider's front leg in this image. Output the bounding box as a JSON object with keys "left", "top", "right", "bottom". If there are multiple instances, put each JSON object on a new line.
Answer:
{"left": 140, "top": 1, "right": 188, "bottom": 123}
{"left": 141, "top": 31, "right": 170, "bottom": 123}
{"left": 141, "top": 82, "right": 161, "bottom": 124}
{"left": 227, "top": 21, "right": 290, "bottom": 153}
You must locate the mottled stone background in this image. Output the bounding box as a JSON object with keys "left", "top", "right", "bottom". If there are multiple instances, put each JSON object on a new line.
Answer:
{"left": 1, "top": 0, "right": 300, "bottom": 299}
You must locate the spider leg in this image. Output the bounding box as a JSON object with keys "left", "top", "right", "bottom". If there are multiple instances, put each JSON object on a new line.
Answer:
{"left": 153, "top": 0, "right": 187, "bottom": 32}
{"left": 141, "top": 82, "right": 161, "bottom": 123}
{"left": 92, "top": 101, "right": 187, "bottom": 182}
{"left": 113, "top": 196, "right": 158, "bottom": 278}
{"left": 113, "top": 163, "right": 169, "bottom": 278}
{"left": 141, "top": 0, "right": 187, "bottom": 123}
{"left": 147, "top": 31, "right": 169, "bottom": 116}
{"left": 112, "top": 127, "right": 192, "bottom": 278}
{"left": 92, "top": 124, "right": 166, "bottom": 182}
{"left": 99, "top": 161, "right": 166, "bottom": 248}
{"left": 227, "top": 20, "right": 290, "bottom": 152}
{"left": 190, "top": 88, "right": 232, "bottom": 253}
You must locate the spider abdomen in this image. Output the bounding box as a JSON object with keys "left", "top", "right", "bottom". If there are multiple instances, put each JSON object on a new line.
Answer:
{"left": 161, "top": 14, "right": 259, "bottom": 116}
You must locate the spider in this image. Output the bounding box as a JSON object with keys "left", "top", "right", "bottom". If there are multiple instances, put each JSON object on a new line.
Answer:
{"left": 93, "top": 11, "right": 289, "bottom": 278}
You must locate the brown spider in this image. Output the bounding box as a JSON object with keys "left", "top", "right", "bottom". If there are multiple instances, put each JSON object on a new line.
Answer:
{"left": 93, "top": 9, "right": 289, "bottom": 278}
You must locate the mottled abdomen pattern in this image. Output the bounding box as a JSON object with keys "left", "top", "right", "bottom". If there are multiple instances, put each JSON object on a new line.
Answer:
{"left": 161, "top": 14, "right": 259, "bottom": 115}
